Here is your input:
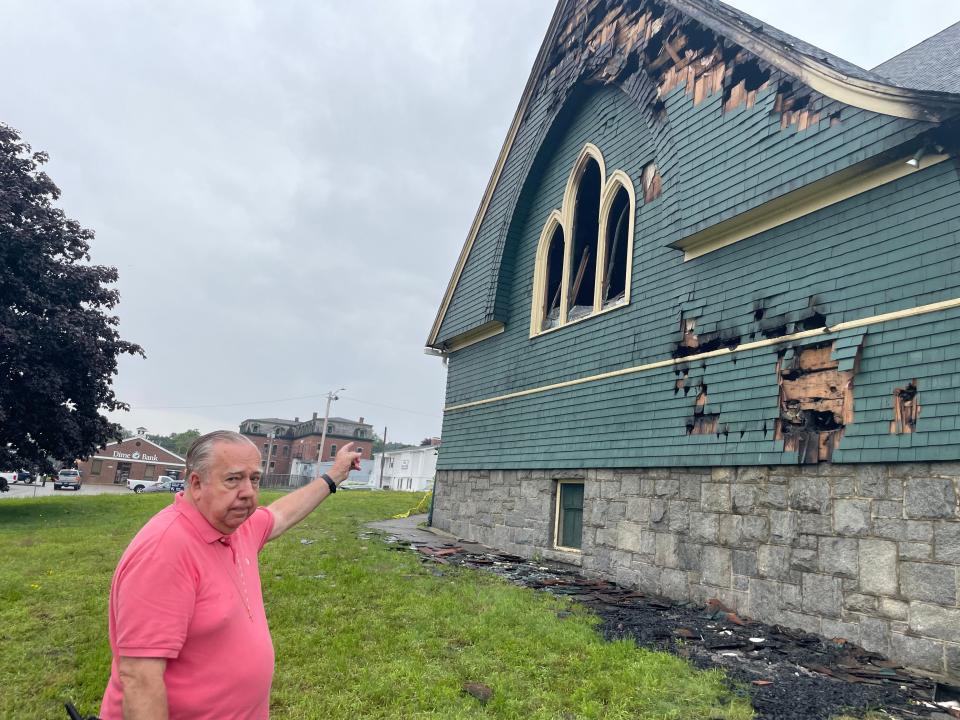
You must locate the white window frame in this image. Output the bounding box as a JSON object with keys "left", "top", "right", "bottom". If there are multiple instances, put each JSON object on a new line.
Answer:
{"left": 553, "top": 479, "right": 585, "bottom": 553}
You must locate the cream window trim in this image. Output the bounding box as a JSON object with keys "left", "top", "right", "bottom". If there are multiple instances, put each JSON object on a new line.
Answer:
{"left": 530, "top": 210, "right": 565, "bottom": 336}
{"left": 560, "top": 144, "right": 606, "bottom": 324}
{"left": 560, "top": 143, "right": 607, "bottom": 239}
{"left": 530, "top": 144, "right": 636, "bottom": 339}
{"left": 531, "top": 301, "right": 627, "bottom": 339}
{"left": 553, "top": 479, "right": 585, "bottom": 553}
{"left": 596, "top": 170, "right": 637, "bottom": 310}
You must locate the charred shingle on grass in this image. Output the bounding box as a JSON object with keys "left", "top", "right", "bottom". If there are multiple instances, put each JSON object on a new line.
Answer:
{"left": 398, "top": 537, "right": 951, "bottom": 720}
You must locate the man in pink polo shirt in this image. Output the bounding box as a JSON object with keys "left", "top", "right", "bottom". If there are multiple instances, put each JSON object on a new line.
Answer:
{"left": 100, "top": 430, "right": 360, "bottom": 719}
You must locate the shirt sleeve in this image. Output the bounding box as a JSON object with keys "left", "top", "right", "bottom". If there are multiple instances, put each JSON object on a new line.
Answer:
{"left": 113, "top": 544, "right": 196, "bottom": 658}
{"left": 248, "top": 506, "right": 275, "bottom": 552}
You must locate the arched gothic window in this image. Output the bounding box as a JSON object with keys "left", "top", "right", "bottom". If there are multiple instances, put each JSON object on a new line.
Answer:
{"left": 531, "top": 144, "right": 640, "bottom": 336}
{"left": 599, "top": 172, "right": 635, "bottom": 309}
{"left": 567, "top": 156, "right": 602, "bottom": 321}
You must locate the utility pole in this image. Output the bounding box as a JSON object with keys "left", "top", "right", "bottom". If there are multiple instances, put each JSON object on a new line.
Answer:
{"left": 263, "top": 429, "right": 275, "bottom": 482}
{"left": 316, "top": 387, "right": 345, "bottom": 464}
{"left": 378, "top": 426, "right": 388, "bottom": 488}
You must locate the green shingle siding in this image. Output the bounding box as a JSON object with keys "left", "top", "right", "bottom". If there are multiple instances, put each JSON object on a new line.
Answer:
{"left": 435, "top": 47, "right": 933, "bottom": 347}
{"left": 438, "top": 83, "right": 960, "bottom": 470}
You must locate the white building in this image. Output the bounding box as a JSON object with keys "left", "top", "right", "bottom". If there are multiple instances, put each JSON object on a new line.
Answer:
{"left": 290, "top": 457, "right": 375, "bottom": 488}
{"left": 369, "top": 444, "right": 439, "bottom": 492}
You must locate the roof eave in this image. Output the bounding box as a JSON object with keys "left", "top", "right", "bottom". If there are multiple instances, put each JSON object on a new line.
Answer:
{"left": 425, "top": 0, "right": 572, "bottom": 349}
{"left": 667, "top": 0, "right": 960, "bottom": 122}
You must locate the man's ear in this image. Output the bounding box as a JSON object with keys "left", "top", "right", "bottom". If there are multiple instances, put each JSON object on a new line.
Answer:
{"left": 188, "top": 471, "right": 203, "bottom": 491}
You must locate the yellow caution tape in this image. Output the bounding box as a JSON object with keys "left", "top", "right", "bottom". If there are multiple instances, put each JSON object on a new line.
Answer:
{"left": 392, "top": 491, "right": 432, "bottom": 519}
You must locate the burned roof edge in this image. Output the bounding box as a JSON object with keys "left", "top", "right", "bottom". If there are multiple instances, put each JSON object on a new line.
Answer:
{"left": 671, "top": 0, "right": 960, "bottom": 122}
{"left": 425, "top": 0, "right": 960, "bottom": 351}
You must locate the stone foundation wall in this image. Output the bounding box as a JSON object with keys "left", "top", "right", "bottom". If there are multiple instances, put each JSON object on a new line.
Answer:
{"left": 433, "top": 464, "right": 960, "bottom": 678}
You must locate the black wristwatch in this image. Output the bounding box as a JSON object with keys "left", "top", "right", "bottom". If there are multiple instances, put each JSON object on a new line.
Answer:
{"left": 321, "top": 472, "right": 337, "bottom": 494}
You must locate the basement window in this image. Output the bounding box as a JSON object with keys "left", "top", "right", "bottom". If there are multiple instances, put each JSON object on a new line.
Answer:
{"left": 554, "top": 481, "right": 584, "bottom": 550}
{"left": 530, "top": 144, "right": 638, "bottom": 337}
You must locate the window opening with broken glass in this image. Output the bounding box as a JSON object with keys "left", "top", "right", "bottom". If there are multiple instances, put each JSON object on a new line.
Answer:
{"left": 542, "top": 224, "right": 565, "bottom": 331}
{"left": 602, "top": 183, "right": 631, "bottom": 308}
{"left": 568, "top": 158, "right": 601, "bottom": 322}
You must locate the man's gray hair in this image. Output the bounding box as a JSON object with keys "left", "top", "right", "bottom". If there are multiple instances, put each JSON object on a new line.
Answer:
{"left": 185, "top": 430, "right": 258, "bottom": 479}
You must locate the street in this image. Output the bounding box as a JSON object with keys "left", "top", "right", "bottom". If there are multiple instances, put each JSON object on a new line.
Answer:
{"left": 0, "top": 482, "right": 131, "bottom": 500}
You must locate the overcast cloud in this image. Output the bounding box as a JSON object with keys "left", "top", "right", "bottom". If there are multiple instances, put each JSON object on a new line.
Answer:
{"left": 1, "top": 1, "right": 956, "bottom": 444}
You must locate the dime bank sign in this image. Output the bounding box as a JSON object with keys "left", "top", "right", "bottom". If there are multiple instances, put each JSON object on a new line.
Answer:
{"left": 112, "top": 450, "right": 159, "bottom": 462}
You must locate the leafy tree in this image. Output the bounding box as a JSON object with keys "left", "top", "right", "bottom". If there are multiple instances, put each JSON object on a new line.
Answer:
{"left": 0, "top": 123, "right": 143, "bottom": 471}
{"left": 147, "top": 429, "right": 201, "bottom": 458}
{"left": 372, "top": 433, "right": 407, "bottom": 454}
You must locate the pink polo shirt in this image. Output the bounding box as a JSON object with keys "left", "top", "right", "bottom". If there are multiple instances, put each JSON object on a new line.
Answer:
{"left": 100, "top": 494, "right": 276, "bottom": 720}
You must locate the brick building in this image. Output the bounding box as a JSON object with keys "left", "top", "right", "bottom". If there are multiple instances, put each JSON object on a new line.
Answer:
{"left": 239, "top": 414, "right": 374, "bottom": 476}
{"left": 77, "top": 433, "right": 186, "bottom": 485}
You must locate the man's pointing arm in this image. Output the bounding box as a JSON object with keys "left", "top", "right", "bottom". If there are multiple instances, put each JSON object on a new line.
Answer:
{"left": 266, "top": 442, "right": 361, "bottom": 541}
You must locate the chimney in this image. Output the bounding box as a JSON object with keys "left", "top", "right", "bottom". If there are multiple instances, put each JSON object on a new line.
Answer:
{"left": 312, "top": 412, "right": 318, "bottom": 420}
{"left": 359, "top": 417, "right": 364, "bottom": 424}
{"left": 294, "top": 417, "right": 299, "bottom": 422}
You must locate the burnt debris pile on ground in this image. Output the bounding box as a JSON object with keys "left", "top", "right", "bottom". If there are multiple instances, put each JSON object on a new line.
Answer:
{"left": 372, "top": 531, "right": 960, "bottom": 720}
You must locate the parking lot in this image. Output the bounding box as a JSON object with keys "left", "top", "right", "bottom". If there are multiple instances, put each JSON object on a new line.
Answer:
{"left": 0, "top": 482, "right": 132, "bottom": 500}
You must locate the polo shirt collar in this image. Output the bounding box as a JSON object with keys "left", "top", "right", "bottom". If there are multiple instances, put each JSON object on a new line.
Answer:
{"left": 174, "top": 492, "right": 229, "bottom": 544}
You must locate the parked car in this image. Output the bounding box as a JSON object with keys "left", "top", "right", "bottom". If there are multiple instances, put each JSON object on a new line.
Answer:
{"left": 1, "top": 470, "right": 32, "bottom": 484}
{"left": 55, "top": 469, "right": 83, "bottom": 491}
{"left": 128, "top": 475, "right": 175, "bottom": 494}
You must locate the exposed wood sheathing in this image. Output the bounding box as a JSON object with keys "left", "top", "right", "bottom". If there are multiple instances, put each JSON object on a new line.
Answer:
{"left": 891, "top": 381, "right": 920, "bottom": 434}
{"left": 538, "top": 0, "right": 823, "bottom": 130}
{"left": 686, "top": 381, "right": 719, "bottom": 435}
{"left": 775, "top": 343, "right": 858, "bottom": 463}
{"left": 641, "top": 162, "right": 662, "bottom": 202}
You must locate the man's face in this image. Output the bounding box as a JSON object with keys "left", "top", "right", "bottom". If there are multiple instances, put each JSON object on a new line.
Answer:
{"left": 188, "top": 441, "right": 262, "bottom": 534}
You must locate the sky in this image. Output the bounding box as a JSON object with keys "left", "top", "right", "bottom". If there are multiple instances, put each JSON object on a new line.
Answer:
{"left": 1, "top": 1, "right": 957, "bottom": 445}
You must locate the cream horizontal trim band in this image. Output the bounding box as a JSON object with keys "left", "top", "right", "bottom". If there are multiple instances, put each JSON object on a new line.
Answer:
{"left": 675, "top": 153, "right": 950, "bottom": 261}
{"left": 444, "top": 296, "right": 960, "bottom": 413}
{"left": 442, "top": 321, "right": 506, "bottom": 353}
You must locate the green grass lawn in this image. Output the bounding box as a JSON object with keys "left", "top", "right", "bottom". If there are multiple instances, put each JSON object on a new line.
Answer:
{"left": 0, "top": 491, "right": 753, "bottom": 719}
